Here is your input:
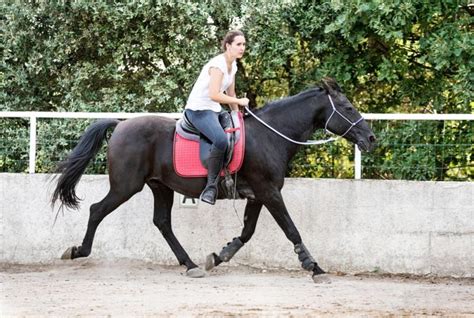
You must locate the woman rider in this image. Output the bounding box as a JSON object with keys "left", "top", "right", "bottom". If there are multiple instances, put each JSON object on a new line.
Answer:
{"left": 184, "top": 30, "right": 249, "bottom": 205}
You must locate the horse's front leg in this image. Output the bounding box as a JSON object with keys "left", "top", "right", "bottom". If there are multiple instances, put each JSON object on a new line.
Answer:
{"left": 205, "top": 199, "right": 262, "bottom": 271}
{"left": 259, "top": 189, "right": 330, "bottom": 284}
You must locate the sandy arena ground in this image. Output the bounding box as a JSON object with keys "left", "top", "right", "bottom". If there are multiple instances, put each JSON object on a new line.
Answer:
{"left": 1, "top": 259, "right": 473, "bottom": 317}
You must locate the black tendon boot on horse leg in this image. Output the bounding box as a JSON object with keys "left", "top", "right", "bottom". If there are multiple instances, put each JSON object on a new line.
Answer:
{"left": 200, "top": 147, "right": 225, "bottom": 205}
{"left": 294, "top": 243, "right": 331, "bottom": 284}
{"left": 205, "top": 200, "right": 263, "bottom": 271}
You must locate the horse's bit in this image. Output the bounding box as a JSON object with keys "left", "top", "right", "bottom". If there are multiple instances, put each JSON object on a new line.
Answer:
{"left": 325, "top": 95, "right": 364, "bottom": 137}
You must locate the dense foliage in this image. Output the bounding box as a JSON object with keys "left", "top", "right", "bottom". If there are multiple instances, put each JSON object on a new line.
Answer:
{"left": 1, "top": 1, "right": 473, "bottom": 179}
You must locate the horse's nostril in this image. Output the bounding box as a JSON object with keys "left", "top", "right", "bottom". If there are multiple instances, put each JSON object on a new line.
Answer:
{"left": 369, "top": 135, "right": 376, "bottom": 143}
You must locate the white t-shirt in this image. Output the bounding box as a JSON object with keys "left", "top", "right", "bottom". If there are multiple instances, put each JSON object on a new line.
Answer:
{"left": 185, "top": 54, "right": 237, "bottom": 112}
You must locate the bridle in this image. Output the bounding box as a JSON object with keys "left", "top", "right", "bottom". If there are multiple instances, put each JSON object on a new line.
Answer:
{"left": 244, "top": 94, "right": 364, "bottom": 145}
{"left": 324, "top": 95, "right": 364, "bottom": 138}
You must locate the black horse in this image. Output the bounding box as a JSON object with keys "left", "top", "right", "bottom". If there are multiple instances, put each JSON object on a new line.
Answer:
{"left": 52, "top": 78, "right": 376, "bottom": 282}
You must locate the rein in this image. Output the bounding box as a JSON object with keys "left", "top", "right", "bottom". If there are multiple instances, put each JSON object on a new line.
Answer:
{"left": 244, "top": 95, "right": 362, "bottom": 145}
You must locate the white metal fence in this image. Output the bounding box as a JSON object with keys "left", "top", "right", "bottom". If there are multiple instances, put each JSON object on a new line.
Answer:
{"left": 1, "top": 111, "right": 473, "bottom": 178}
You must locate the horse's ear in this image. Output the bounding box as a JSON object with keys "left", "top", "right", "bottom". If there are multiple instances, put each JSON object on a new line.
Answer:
{"left": 321, "top": 77, "right": 342, "bottom": 94}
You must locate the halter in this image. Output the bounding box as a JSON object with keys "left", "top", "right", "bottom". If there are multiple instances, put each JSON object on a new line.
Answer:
{"left": 324, "top": 95, "right": 364, "bottom": 137}
{"left": 244, "top": 94, "right": 363, "bottom": 145}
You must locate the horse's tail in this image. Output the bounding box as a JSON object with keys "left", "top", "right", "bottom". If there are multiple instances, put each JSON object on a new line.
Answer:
{"left": 52, "top": 119, "right": 120, "bottom": 210}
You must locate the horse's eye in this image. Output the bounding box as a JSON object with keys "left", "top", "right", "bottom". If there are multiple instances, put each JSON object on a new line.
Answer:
{"left": 345, "top": 106, "right": 354, "bottom": 112}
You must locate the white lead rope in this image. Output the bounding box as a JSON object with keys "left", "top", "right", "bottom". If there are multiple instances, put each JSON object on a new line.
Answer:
{"left": 244, "top": 106, "right": 338, "bottom": 145}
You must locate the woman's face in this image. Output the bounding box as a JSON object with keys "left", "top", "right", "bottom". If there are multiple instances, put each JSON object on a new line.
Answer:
{"left": 226, "top": 35, "right": 246, "bottom": 59}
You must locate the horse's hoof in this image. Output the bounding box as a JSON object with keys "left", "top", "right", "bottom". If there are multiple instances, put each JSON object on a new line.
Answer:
{"left": 186, "top": 267, "right": 206, "bottom": 278}
{"left": 205, "top": 254, "right": 215, "bottom": 271}
{"left": 312, "top": 274, "right": 332, "bottom": 284}
{"left": 61, "top": 246, "right": 75, "bottom": 260}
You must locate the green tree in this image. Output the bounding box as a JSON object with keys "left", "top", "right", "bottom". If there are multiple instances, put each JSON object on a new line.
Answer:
{"left": 1, "top": 1, "right": 472, "bottom": 179}
{"left": 240, "top": 0, "right": 473, "bottom": 179}
{"left": 2, "top": 2, "right": 220, "bottom": 112}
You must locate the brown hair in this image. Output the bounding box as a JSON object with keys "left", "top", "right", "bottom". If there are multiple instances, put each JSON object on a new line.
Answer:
{"left": 221, "top": 30, "right": 245, "bottom": 52}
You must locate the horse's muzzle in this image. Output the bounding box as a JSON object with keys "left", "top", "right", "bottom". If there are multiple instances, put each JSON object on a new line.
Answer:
{"left": 357, "top": 134, "right": 377, "bottom": 152}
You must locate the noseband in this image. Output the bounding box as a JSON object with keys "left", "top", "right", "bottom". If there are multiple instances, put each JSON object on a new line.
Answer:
{"left": 325, "top": 95, "right": 364, "bottom": 137}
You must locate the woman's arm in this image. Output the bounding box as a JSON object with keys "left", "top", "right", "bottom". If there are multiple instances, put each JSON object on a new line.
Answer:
{"left": 226, "top": 79, "right": 239, "bottom": 111}
{"left": 208, "top": 68, "right": 248, "bottom": 108}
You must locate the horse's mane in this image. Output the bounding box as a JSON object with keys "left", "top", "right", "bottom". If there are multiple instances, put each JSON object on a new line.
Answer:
{"left": 254, "top": 88, "right": 318, "bottom": 115}
{"left": 252, "top": 77, "right": 341, "bottom": 115}
{"left": 320, "top": 77, "right": 342, "bottom": 93}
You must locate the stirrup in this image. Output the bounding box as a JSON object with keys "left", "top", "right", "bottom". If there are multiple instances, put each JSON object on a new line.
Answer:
{"left": 200, "top": 185, "right": 217, "bottom": 205}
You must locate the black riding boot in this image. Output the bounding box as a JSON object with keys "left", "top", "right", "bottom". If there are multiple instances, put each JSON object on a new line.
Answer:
{"left": 200, "top": 147, "right": 226, "bottom": 205}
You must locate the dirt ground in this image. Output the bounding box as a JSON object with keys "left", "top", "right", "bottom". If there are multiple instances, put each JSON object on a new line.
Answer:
{"left": 1, "top": 259, "right": 473, "bottom": 317}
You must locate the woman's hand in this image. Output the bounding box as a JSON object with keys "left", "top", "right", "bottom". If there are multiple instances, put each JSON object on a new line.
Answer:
{"left": 238, "top": 97, "right": 249, "bottom": 107}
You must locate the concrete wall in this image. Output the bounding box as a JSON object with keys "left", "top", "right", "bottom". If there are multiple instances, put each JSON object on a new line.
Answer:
{"left": 1, "top": 173, "right": 472, "bottom": 277}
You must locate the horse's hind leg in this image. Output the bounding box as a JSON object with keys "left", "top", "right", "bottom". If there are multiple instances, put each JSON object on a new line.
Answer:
{"left": 205, "top": 199, "right": 263, "bottom": 271}
{"left": 149, "top": 182, "right": 205, "bottom": 278}
{"left": 62, "top": 185, "right": 141, "bottom": 260}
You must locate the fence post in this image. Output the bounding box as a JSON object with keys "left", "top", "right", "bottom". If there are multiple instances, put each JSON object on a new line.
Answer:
{"left": 354, "top": 145, "right": 361, "bottom": 179}
{"left": 29, "top": 115, "right": 36, "bottom": 174}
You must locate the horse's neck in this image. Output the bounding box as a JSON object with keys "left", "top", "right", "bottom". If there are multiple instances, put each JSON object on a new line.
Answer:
{"left": 258, "top": 96, "right": 322, "bottom": 143}
{"left": 247, "top": 92, "right": 326, "bottom": 162}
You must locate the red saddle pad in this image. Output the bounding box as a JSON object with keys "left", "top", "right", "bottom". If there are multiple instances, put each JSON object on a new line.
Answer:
{"left": 173, "top": 112, "right": 245, "bottom": 177}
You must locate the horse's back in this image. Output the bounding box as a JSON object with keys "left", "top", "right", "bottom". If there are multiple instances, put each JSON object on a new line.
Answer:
{"left": 107, "top": 115, "right": 176, "bottom": 181}
{"left": 110, "top": 115, "right": 175, "bottom": 144}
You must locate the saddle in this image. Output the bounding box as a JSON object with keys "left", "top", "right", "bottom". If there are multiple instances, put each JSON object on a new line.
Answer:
{"left": 173, "top": 111, "right": 245, "bottom": 178}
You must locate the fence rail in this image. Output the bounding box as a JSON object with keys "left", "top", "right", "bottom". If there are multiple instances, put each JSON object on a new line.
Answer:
{"left": 1, "top": 111, "right": 473, "bottom": 177}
